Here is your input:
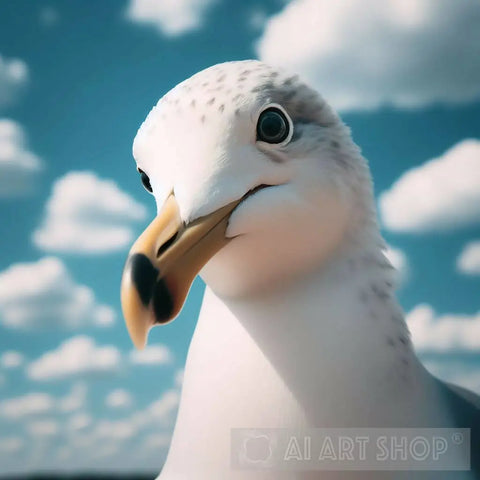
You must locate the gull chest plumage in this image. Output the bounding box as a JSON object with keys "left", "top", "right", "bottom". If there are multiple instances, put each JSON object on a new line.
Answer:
{"left": 121, "top": 61, "right": 480, "bottom": 479}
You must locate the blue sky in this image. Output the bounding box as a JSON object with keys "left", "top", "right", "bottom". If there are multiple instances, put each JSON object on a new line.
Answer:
{"left": 0, "top": 0, "right": 479, "bottom": 475}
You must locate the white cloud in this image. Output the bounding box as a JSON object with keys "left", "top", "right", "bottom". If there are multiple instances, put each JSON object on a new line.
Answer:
{"left": 384, "top": 245, "right": 408, "bottom": 284}
{"left": 457, "top": 240, "right": 480, "bottom": 275}
{"left": 149, "top": 389, "right": 180, "bottom": 423}
{"left": 0, "top": 257, "right": 114, "bottom": 330}
{"left": 0, "top": 350, "right": 24, "bottom": 368}
{"left": 27, "top": 336, "right": 121, "bottom": 381}
{"left": 94, "top": 419, "right": 137, "bottom": 440}
{"left": 257, "top": 0, "right": 480, "bottom": 111}
{"left": 105, "top": 389, "right": 133, "bottom": 409}
{"left": 175, "top": 369, "right": 184, "bottom": 387}
{"left": 58, "top": 382, "right": 87, "bottom": 412}
{"left": 0, "top": 55, "right": 28, "bottom": 109}
{"left": 408, "top": 304, "right": 480, "bottom": 353}
{"left": 0, "top": 119, "right": 42, "bottom": 197}
{"left": 129, "top": 389, "right": 180, "bottom": 431}
{"left": 379, "top": 139, "right": 480, "bottom": 232}
{"left": 143, "top": 433, "right": 171, "bottom": 450}
{"left": 68, "top": 413, "right": 91, "bottom": 431}
{"left": 28, "top": 419, "right": 59, "bottom": 437}
{"left": 0, "top": 437, "right": 23, "bottom": 453}
{"left": 129, "top": 344, "right": 172, "bottom": 365}
{"left": 0, "top": 392, "right": 55, "bottom": 419}
{"left": 33, "top": 171, "right": 147, "bottom": 254}
{"left": 125, "top": 0, "right": 217, "bottom": 37}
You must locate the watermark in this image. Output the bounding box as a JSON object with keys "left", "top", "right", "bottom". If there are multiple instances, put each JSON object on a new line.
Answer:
{"left": 231, "top": 428, "right": 470, "bottom": 471}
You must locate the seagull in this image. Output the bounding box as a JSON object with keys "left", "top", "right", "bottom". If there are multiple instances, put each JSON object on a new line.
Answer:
{"left": 120, "top": 60, "right": 479, "bottom": 479}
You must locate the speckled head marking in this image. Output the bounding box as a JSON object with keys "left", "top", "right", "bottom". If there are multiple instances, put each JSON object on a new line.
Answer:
{"left": 136, "top": 60, "right": 338, "bottom": 144}
{"left": 131, "top": 60, "right": 387, "bottom": 302}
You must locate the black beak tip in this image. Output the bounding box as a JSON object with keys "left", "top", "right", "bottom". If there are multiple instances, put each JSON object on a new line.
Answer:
{"left": 126, "top": 253, "right": 174, "bottom": 324}
{"left": 127, "top": 253, "right": 159, "bottom": 307}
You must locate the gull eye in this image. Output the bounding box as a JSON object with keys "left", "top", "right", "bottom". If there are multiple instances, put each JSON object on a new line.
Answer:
{"left": 256, "top": 107, "right": 290, "bottom": 144}
{"left": 137, "top": 168, "right": 152, "bottom": 193}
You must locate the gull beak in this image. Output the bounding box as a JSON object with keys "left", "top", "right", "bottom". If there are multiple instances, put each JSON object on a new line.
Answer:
{"left": 121, "top": 193, "right": 243, "bottom": 349}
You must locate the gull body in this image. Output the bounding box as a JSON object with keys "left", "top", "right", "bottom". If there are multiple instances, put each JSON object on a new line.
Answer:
{"left": 123, "top": 61, "right": 480, "bottom": 479}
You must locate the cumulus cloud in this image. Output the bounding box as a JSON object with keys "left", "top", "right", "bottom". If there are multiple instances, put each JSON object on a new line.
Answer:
{"left": 0, "top": 55, "right": 28, "bottom": 109}
{"left": 0, "top": 257, "right": 114, "bottom": 330}
{"left": 67, "top": 413, "right": 91, "bottom": 431}
{"left": 58, "top": 382, "right": 87, "bottom": 412}
{"left": 94, "top": 419, "right": 137, "bottom": 441}
{"left": 105, "top": 389, "right": 133, "bottom": 409}
{"left": 28, "top": 420, "right": 59, "bottom": 437}
{"left": 257, "top": 0, "right": 480, "bottom": 111}
{"left": 33, "top": 171, "right": 147, "bottom": 254}
{"left": 457, "top": 240, "right": 480, "bottom": 275}
{"left": 408, "top": 304, "right": 480, "bottom": 353}
{"left": 0, "top": 393, "right": 55, "bottom": 419}
{"left": 0, "top": 351, "right": 24, "bottom": 369}
{"left": 175, "top": 369, "right": 184, "bottom": 387}
{"left": 379, "top": 139, "right": 480, "bottom": 232}
{"left": 0, "top": 437, "right": 23, "bottom": 453}
{"left": 27, "top": 336, "right": 121, "bottom": 381}
{"left": 0, "top": 119, "right": 42, "bottom": 197}
{"left": 142, "top": 433, "right": 171, "bottom": 450}
{"left": 148, "top": 389, "right": 180, "bottom": 423}
{"left": 129, "top": 344, "right": 172, "bottom": 365}
{"left": 125, "top": 0, "right": 217, "bottom": 37}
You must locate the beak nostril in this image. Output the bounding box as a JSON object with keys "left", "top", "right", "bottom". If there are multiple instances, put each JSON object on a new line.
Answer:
{"left": 157, "top": 232, "right": 178, "bottom": 258}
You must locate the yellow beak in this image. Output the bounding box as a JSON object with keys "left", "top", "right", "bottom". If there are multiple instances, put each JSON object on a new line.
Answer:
{"left": 120, "top": 193, "right": 243, "bottom": 349}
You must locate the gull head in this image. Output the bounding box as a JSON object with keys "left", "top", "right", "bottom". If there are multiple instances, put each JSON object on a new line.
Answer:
{"left": 121, "top": 60, "right": 375, "bottom": 348}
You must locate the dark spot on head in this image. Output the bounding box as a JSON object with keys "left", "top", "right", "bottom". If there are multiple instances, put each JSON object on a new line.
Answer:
{"left": 331, "top": 140, "right": 340, "bottom": 149}
{"left": 200, "top": 114, "right": 206, "bottom": 123}
{"left": 392, "top": 313, "right": 403, "bottom": 323}
{"left": 386, "top": 337, "right": 396, "bottom": 347}
{"left": 174, "top": 99, "right": 179, "bottom": 105}
{"left": 359, "top": 290, "right": 369, "bottom": 304}
{"left": 202, "top": 82, "right": 209, "bottom": 87}
{"left": 283, "top": 75, "right": 298, "bottom": 86}
{"left": 217, "top": 74, "right": 226, "bottom": 83}
{"left": 371, "top": 284, "right": 389, "bottom": 300}
{"left": 399, "top": 336, "right": 408, "bottom": 346}
{"left": 241, "top": 69, "right": 251, "bottom": 76}
{"left": 218, "top": 104, "right": 225, "bottom": 113}
{"left": 207, "top": 97, "right": 215, "bottom": 106}
{"left": 234, "top": 108, "right": 240, "bottom": 116}
{"left": 238, "top": 76, "right": 247, "bottom": 82}
{"left": 296, "top": 102, "right": 306, "bottom": 112}
{"left": 190, "top": 99, "right": 196, "bottom": 108}
{"left": 282, "top": 90, "right": 296, "bottom": 102}
{"left": 233, "top": 94, "right": 243, "bottom": 103}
